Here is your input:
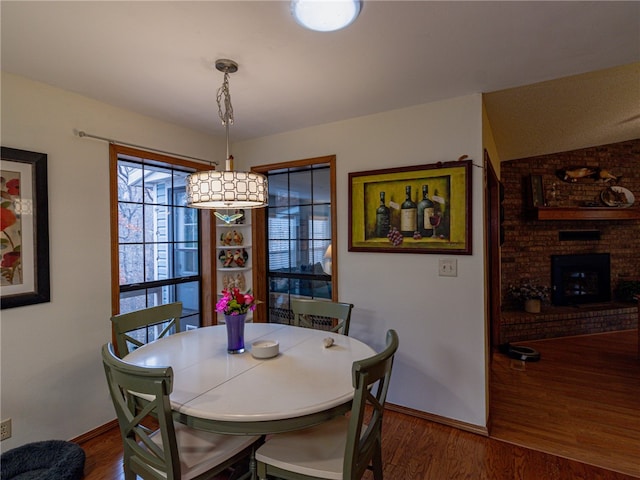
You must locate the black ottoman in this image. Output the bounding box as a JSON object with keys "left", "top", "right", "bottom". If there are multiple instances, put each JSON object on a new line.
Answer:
{"left": 0, "top": 440, "right": 85, "bottom": 480}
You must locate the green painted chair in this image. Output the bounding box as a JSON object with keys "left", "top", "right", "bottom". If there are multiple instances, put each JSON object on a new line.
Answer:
{"left": 290, "top": 299, "right": 354, "bottom": 336}
{"left": 255, "top": 329, "right": 399, "bottom": 480}
{"left": 101, "top": 343, "right": 262, "bottom": 480}
{"left": 111, "top": 302, "right": 183, "bottom": 358}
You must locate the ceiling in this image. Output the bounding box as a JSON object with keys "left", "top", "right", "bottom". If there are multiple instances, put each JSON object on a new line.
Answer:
{"left": 2, "top": 1, "right": 639, "bottom": 160}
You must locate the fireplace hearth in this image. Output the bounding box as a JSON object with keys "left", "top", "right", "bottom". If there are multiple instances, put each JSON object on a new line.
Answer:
{"left": 551, "top": 253, "right": 611, "bottom": 306}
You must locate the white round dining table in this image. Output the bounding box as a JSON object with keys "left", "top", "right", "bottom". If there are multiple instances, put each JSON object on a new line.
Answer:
{"left": 123, "top": 323, "right": 376, "bottom": 436}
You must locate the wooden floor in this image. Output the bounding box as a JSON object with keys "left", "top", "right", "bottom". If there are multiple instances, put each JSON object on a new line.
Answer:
{"left": 79, "top": 330, "right": 639, "bottom": 480}
{"left": 490, "top": 329, "right": 640, "bottom": 478}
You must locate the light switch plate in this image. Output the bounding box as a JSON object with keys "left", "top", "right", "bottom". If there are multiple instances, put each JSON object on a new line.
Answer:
{"left": 439, "top": 258, "right": 457, "bottom": 277}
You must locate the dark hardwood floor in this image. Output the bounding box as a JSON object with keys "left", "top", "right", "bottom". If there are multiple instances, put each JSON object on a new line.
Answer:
{"left": 79, "top": 330, "right": 639, "bottom": 479}
{"left": 490, "top": 329, "right": 640, "bottom": 478}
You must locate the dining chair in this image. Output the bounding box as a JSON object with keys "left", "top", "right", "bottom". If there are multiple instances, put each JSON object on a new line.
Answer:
{"left": 255, "top": 329, "right": 399, "bottom": 480}
{"left": 290, "top": 298, "right": 354, "bottom": 336}
{"left": 102, "top": 343, "right": 262, "bottom": 480}
{"left": 111, "top": 302, "right": 183, "bottom": 358}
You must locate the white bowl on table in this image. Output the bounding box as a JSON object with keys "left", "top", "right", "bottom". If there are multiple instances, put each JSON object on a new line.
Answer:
{"left": 251, "top": 340, "right": 279, "bottom": 359}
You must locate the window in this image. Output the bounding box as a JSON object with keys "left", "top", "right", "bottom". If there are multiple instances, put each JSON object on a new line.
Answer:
{"left": 254, "top": 158, "right": 336, "bottom": 324}
{"left": 110, "top": 145, "right": 211, "bottom": 337}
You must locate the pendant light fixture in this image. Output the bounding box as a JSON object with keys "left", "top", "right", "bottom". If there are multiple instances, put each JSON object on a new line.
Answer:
{"left": 186, "top": 59, "right": 268, "bottom": 213}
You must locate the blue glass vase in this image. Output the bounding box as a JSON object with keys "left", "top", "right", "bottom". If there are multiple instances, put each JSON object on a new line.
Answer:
{"left": 224, "top": 313, "right": 246, "bottom": 354}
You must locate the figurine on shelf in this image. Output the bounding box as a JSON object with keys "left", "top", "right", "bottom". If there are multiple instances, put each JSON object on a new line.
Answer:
{"left": 556, "top": 167, "right": 597, "bottom": 182}
{"left": 234, "top": 209, "right": 246, "bottom": 224}
{"left": 222, "top": 272, "right": 246, "bottom": 291}
{"left": 556, "top": 166, "right": 621, "bottom": 184}
{"left": 219, "top": 249, "right": 235, "bottom": 268}
{"left": 218, "top": 248, "right": 249, "bottom": 268}
{"left": 597, "top": 169, "right": 621, "bottom": 183}
{"left": 222, "top": 273, "right": 233, "bottom": 291}
{"left": 233, "top": 249, "right": 247, "bottom": 267}
{"left": 214, "top": 210, "right": 244, "bottom": 224}
{"left": 220, "top": 229, "right": 244, "bottom": 246}
{"left": 546, "top": 182, "right": 559, "bottom": 207}
{"left": 235, "top": 272, "right": 246, "bottom": 291}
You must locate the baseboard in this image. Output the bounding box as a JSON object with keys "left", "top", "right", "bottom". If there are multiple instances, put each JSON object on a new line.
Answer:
{"left": 71, "top": 419, "right": 118, "bottom": 444}
{"left": 72, "top": 407, "right": 490, "bottom": 445}
{"left": 386, "top": 403, "right": 489, "bottom": 437}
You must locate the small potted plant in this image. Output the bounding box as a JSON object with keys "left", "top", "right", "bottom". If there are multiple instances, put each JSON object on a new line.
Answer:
{"left": 508, "top": 280, "right": 549, "bottom": 313}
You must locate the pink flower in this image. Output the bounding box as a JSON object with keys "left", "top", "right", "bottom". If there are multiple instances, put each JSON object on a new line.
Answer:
{"left": 216, "top": 288, "right": 259, "bottom": 315}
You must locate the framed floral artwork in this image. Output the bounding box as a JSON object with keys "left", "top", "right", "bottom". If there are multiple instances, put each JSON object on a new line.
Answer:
{"left": 348, "top": 160, "right": 472, "bottom": 254}
{"left": 1, "top": 147, "right": 50, "bottom": 309}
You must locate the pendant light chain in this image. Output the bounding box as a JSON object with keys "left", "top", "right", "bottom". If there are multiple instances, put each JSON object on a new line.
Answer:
{"left": 217, "top": 71, "right": 234, "bottom": 127}
{"left": 217, "top": 70, "right": 235, "bottom": 169}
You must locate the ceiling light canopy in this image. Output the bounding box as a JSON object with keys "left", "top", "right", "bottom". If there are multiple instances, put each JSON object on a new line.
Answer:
{"left": 291, "top": 0, "right": 362, "bottom": 32}
{"left": 186, "top": 59, "right": 268, "bottom": 211}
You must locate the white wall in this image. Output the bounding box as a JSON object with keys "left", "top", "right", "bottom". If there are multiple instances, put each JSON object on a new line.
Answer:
{"left": 235, "top": 94, "right": 488, "bottom": 427}
{"left": 1, "top": 73, "right": 488, "bottom": 451}
{"left": 0, "top": 73, "right": 220, "bottom": 450}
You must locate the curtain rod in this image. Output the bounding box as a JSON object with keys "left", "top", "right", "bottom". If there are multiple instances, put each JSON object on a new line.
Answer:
{"left": 74, "top": 129, "right": 218, "bottom": 166}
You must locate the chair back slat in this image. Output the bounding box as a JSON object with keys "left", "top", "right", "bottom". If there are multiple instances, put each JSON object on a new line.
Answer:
{"left": 291, "top": 299, "right": 354, "bottom": 335}
{"left": 111, "top": 302, "right": 183, "bottom": 357}
{"left": 101, "top": 343, "right": 181, "bottom": 479}
{"left": 344, "top": 329, "right": 399, "bottom": 479}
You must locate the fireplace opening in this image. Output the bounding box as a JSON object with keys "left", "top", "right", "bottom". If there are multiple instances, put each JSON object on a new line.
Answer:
{"left": 551, "top": 253, "right": 611, "bottom": 306}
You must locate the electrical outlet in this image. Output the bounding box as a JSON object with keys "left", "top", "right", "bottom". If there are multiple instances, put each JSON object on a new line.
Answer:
{"left": 1, "top": 418, "right": 11, "bottom": 441}
{"left": 438, "top": 258, "right": 458, "bottom": 277}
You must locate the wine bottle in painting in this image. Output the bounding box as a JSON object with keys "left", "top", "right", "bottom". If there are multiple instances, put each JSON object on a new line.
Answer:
{"left": 431, "top": 188, "right": 446, "bottom": 239}
{"left": 375, "top": 191, "right": 390, "bottom": 237}
{"left": 400, "top": 185, "right": 417, "bottom": 236}
{"left": 416, "top": 184, "right": 435, "bottom": 237}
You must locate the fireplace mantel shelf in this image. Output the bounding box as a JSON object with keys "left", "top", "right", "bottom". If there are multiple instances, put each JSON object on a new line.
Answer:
{"left": 533, "top": 206, "right": 640, "bottom": 221}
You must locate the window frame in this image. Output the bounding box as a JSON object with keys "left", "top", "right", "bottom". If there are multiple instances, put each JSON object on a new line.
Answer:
{"left": 109, "top": 145, "right": 216, "bottom": 332}
{"left": 251, "top": 155, "right": 337, "bottom": 323}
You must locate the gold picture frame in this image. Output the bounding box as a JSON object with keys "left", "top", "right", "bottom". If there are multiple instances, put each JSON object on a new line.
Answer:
{"left": 348, "top": 160, "right": 472, "bottom": 254}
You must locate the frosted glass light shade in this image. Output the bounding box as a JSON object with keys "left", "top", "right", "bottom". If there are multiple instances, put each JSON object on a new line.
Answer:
{"left": 291, "top": 0, "right": 362, "bottom": 32}
{"left": 186, "top": 170, "right": 268, "bottom": 208}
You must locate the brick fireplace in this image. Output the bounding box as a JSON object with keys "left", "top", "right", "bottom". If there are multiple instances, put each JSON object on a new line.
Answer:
{"left": 500, "top": 138, "right": 639, "bottom": 343}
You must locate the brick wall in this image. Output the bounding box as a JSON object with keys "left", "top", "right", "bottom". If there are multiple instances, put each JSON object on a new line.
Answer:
{"left": 500, "top": 138, "right": 639, "bottom": 341}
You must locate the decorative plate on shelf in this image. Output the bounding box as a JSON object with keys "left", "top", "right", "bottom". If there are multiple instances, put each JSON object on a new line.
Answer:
{"left": 222, "top": 272, "right": 246, "bottom": 291}
{"left": 218, "top": 248, "right": 249, "bottom": 268}
{"left": 600, "top": 186, "right": 635, "bottom": 208}
{"left": 220, "top": 229, "right": 244, "bottom": 246}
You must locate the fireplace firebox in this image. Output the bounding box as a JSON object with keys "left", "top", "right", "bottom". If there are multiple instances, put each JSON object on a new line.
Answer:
{"left": 551, "top": 253, "right": 611, "bottom": 306}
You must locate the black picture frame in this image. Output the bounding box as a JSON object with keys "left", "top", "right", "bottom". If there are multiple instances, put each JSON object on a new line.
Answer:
{"left": 1, "top": 147, "right": 50, "bottom": 309}
{"left": 348, "top": 160, "right": 472, "bottom": 254}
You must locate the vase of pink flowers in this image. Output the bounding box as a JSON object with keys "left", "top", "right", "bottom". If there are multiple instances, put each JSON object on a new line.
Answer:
{"left": 216, "top": 288, "right": 258, "bottom": 354}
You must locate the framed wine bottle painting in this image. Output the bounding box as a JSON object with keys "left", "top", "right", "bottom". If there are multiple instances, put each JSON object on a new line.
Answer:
{"left": 348, "top": 160, "right": 472, "bottom": 254}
